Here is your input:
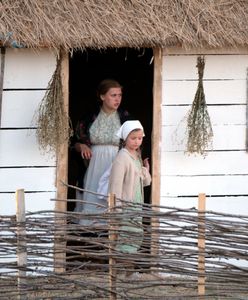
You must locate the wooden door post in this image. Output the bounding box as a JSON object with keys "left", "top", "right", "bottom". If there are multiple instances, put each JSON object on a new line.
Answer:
{"left": 54, "top": 50, "right": 69, "bottom": 272}
{"left": 151, "top": 47, "right": 162, "bottom": 259}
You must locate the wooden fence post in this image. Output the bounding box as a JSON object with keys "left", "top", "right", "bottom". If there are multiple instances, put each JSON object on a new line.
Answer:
{"left": 198, "top": 193, "right": 206, "bottom": 299}
{"left": 108, "top": 193, "right": 117, "bottom": 300}
{"left": 16, "top": 189, "right": 27, "bottom": 300}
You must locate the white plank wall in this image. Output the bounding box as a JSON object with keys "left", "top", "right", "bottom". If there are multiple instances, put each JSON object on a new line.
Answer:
{"left": 163, "top": 55, "right": 248, "bottom": 80}
{"left": 163, "top": 80, "right": 246, "bottom": 105}
{"left": 161, "top": 53, "right": 248, "bottom": 213}
{"left": 3, "top": 48, "right": 56, "bottom": 89}
{"left": 161, "top": 196, "right": 248, "bottom": 215}
{"left": 0, "top": 192, "right": 55, "bottom": 215}
{"left": 0, "top": 167, "right": 56, "bottom": 191}
{"left": 0, "top": 130, "right": 55, "bottom": 167}
{"left": 0, "top": 49, "right": 56, "bottom": 215}
{"left": 161, "top": 175, "right": 248, "bottom": 196}
{"left": 162, "top": 105, "right": 246, "bottom": 126}
{"left": 161, "top": 152, "right": 248, "bottom": 176}
{"left": 163, "top": 124, "right": 246, "bottom": 151}
{"left": 1, "top": 90, "right": 46, "bottom": 127}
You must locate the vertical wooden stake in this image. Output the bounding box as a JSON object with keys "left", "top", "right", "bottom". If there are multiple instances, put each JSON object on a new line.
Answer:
{"left": 108, "top": 193, "right": 117, "bottom": 300}
{"left": 198, "top": 193, "right": 206, "bottom": 299}
{"left": 16, "top": 189, "right": 27, "bottom": 300}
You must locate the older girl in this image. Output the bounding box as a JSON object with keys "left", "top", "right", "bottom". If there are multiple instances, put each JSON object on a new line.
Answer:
{"left": 73, "top": 79, "right": 131, "bottom": 226}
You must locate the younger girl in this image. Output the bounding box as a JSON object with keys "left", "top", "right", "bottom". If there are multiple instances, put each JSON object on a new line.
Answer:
{"left": 108, "top": 120, "right": 151, "bottom": 253}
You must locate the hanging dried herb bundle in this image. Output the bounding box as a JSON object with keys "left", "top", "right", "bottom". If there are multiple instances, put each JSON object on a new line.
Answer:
{"left": 186, "top": 56, "right": 213, "bottom": 155}
{"left": 35, "top": 56, "right": 72, "bottom": 154}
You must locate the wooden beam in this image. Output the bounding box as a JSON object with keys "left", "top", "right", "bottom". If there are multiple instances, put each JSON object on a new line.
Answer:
{"left": 151, "top": 47, "right": 162, "bottom": 207}
{"left": 54, "top": 51, "right": 69, "bottom": 272}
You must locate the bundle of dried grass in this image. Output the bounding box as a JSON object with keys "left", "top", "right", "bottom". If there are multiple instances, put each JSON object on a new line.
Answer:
{"left": 35, "top": 56, "right": 72, "bottom": 154}
{"left": 186, "top": 56, "right": 213, "bottom": 155}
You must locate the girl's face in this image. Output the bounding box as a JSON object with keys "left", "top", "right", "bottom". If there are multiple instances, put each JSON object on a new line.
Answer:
{"left": 125, "top": 129, "right": 143, "bottom": 152}
{"left": 100, "top": 87, "right": 122, "bottom": 113}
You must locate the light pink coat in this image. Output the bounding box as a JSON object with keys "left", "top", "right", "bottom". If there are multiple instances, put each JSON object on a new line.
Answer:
{"left": 108, "top": 149, "right": 151, "bottom": 204}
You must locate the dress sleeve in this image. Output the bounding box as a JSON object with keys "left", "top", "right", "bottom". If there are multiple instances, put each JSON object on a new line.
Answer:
{"left": 74, "top": 119, "right": 91, "bottom": 146}
{"left": 142, "top": 167, "right": 152, "bottom": 187}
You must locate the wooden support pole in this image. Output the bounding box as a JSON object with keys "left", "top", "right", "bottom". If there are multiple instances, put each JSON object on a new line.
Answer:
{"left": 54, "top": 50, "right": 69, "bottom": 272}
{"left": 151, "top": 47, "right": 162, "bottom": 208}
{"left": 198, "top": 193, "right": 206, "bottom": 299}
{"left": 16, "top": 189, "right": 27, "bottom": 300}
{"left": 151, "top": 47, "right": 162, "bottom": 259}
{"left": 108, "top": 193, "right": 117, "bottom": 300}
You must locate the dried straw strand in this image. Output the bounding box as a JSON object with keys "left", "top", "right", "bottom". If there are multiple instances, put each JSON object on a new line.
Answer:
{"left": 35, "top": 55, "right": 72, "bottom": 154}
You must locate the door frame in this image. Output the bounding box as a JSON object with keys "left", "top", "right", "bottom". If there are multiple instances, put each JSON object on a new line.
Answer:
{"left": 151, "top": 48, "right": 162, "bottom": 207}
{"left": 55, "top": 47, "right": 163, "bottom": 270}
{"left": 54, "top": 50, "right": 69, "bottom": 272}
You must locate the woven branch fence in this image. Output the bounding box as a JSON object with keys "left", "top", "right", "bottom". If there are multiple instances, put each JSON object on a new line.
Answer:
{"left": 1, "top": 190, "right": 248, "bottom": 299}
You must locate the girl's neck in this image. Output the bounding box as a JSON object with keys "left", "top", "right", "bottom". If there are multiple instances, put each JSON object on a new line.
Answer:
{"left": 101, "top": 106, "right": 116, "bottom": 115}
{"left": 124, "top": 147, "right": 138, "bottom": 159}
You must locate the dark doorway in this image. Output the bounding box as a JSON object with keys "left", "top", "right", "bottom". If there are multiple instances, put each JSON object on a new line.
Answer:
{"left": 68, "top": 48, "right": 154, "bottom": 211}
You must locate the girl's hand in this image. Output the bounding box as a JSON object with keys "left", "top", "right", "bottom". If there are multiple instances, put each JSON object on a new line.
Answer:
{"left": 79, "top": 144, "right": 92, "bottom": 160}
{"left": 143, "top": 158, "right": 150, "bottom": 172}
{"left": 74, "top": 142, "right": 92, "bottom": 159}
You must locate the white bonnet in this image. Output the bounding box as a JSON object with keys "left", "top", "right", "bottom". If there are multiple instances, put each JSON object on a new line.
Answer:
{"left": 116, "top": 120, "right": 145, "bottom": 141}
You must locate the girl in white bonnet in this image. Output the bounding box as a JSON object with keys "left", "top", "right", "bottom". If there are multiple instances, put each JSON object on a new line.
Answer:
{"left": 108, "top": 120, "right": 151, "bottom": 254}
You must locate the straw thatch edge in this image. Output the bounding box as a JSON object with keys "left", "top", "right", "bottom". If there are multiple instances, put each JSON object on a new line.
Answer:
{"left": 1, "top": 1, "right": 248, "bottom": 50}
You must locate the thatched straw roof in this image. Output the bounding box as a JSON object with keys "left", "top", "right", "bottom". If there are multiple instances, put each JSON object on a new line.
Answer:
{"left": 1, "top": 0, "right": 248, "bottom": 50}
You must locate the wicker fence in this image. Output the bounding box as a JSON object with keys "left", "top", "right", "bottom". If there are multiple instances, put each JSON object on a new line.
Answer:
{"left": 1, "top": 190, "right": 248, "bottom": 299}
